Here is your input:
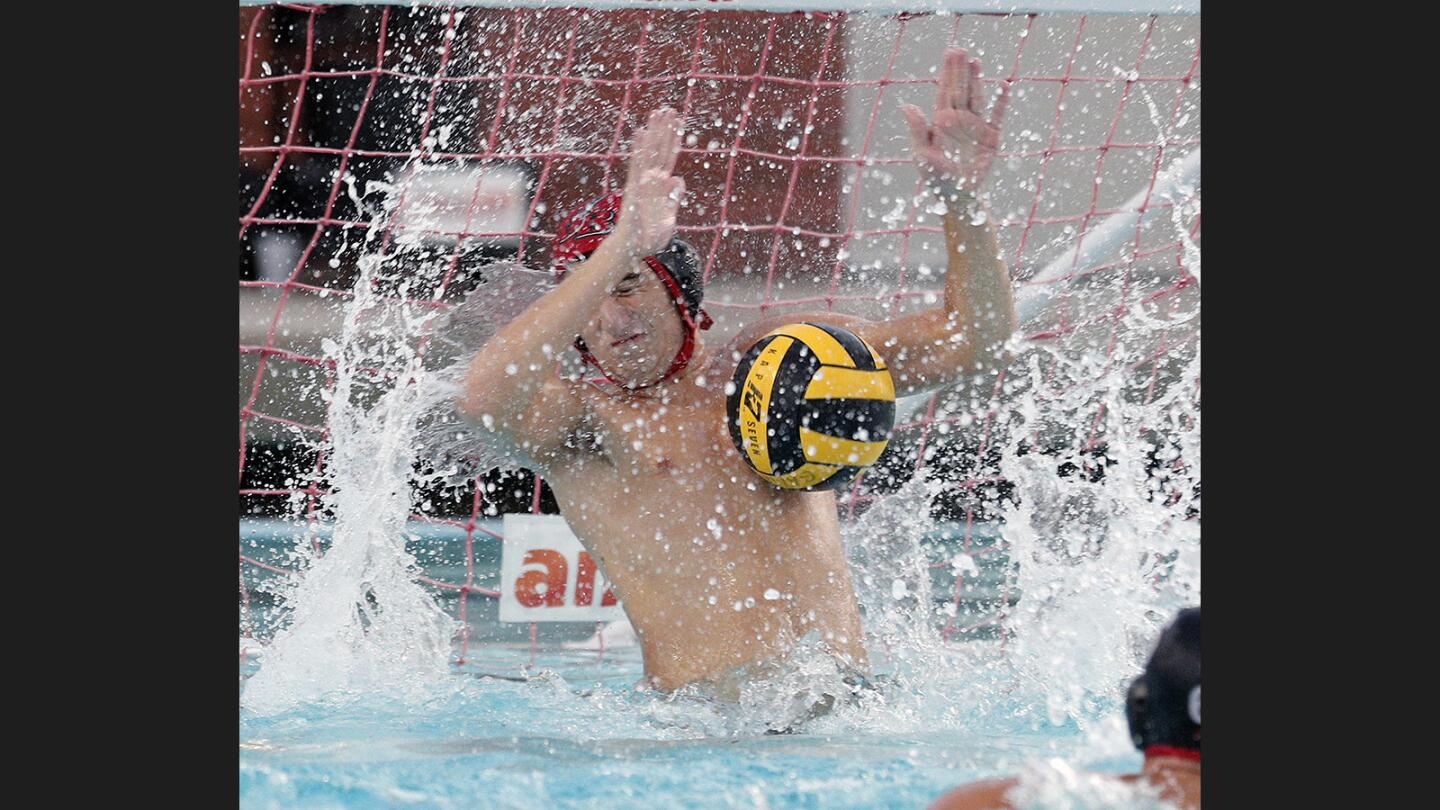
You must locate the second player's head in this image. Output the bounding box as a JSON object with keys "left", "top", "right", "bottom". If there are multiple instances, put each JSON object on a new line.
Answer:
{"left": 1126, "top": 607, "right": 1201, "bottom": 756}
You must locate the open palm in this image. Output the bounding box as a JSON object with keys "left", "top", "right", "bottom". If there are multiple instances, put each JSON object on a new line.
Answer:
{"left": 902, "top": 48, "right": 1011, "bottom": 194}
{"left": 616, "top": 108, "right": 686, "bottom": 257}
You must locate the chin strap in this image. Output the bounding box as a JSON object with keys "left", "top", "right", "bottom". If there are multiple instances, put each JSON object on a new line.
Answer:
{"left": 573, "top": 257, "right": 712, "bottom": 391}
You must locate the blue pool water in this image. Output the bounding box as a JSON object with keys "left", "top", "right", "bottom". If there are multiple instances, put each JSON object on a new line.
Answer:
{"left": 240, "top": 519, "right": 1169, "bottom": 808}
{"left": 241, "top": 639, "right": 1147, "bottom": 809}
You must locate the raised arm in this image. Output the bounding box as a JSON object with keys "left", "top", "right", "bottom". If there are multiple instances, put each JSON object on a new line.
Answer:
{"left": 760, "top": 49, "right": 1016, "bottom": 398}
{"left": 455, "top": 109, "right": 686, "bottom": 469}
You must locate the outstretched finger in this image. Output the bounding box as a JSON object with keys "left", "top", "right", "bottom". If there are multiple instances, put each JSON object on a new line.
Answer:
{"left": 627, "top": 127, "right": 663, "bottom": 199}
{"left": 623, "top": 131, "right": 649, "bottom": 193}
{"left": 934, "top": 49, "right": 958, "bottom": 117}
{"left": 661, "top": 110, "right": 683, "bottom": 176}
{"left": 968, "top": 58, "right": 984, "bottom": 116}
{"left": 947, "top": 49, "right": 969, "bottom": 112}
{"left": 989, "top": 80, "right": 1012, "bottom": 128}
{"left": 630, "top": 118, "right": 652, "bottom": 164}
{"left": 902, "top": 103, "right": 931, "bottom": 147}
{"left": 647, "top": 109, "right": 670, "bottom": 161}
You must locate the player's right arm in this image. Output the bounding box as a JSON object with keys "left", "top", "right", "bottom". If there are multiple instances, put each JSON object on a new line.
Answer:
{"left": 456, "top": 109, "right": 685, "bottom": 472}
{"left": 716, "top": 50, "right": 1014, "bottom": 399}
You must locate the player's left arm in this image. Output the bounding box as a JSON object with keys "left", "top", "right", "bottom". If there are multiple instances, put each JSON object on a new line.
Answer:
{"left": 874, "top": 47, "right": 1016, "bottom": 396}
{"left": 748, "top": 49, "right": 1015, "bottom": 398}
{"left": 845, "top": 201, "right": 1014, "bottom": 397}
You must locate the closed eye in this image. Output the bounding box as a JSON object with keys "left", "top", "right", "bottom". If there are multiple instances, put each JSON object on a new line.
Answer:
{"left": 612, "top": 272, "right": 644, "bottom": 295}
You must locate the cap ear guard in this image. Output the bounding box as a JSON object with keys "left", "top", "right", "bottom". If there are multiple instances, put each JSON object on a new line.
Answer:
{"left": 651, "top": 238, "right": 707, "bottom": 320}
{"left": 1127, "top": 607, "right": 1201, "bottom": 753}
{"left": 1125, "top": 675, "right": 1149, "bottom": 750}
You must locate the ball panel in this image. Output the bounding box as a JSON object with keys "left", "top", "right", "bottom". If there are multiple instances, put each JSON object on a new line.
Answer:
{"left": 801, "top": 321, "right": 879, "bottom": 371}
{"left": 726, "top": 343, "right": 757, "bottom": 456}
{"left": 797, "top": 426, "right": 890, "bottom": 467}
{"left": 734, "top": 334, "right": 795, "bottom": 475}
{"left": 799, "top": 397, "right": 896, "bottom": 444}
{"left": 767, "top": 323, "right": 858, "bottom": 368}
{"left": 804, "top": 366, "right": 895, "bottom": 401}
{"left": 726, "top": 334, "right": 770, "bottom": 464}
{"left": 762, "top": 336, "right": 822, "bottom": 475}
{"left": 757, "top": 461, "right": 842, "bottom": 490}
{"left": 865, "top": 343, "right": 887, "bottom": 370}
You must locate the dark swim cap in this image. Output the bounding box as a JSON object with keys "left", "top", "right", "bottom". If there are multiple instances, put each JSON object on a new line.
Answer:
{"left": 1126, "top": 607, "right": 1200, "bottom": 752}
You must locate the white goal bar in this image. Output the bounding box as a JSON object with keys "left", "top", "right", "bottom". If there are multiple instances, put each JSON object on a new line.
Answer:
{"left": 1015, "top": 147, "right": 1200, "bottom": 325}
{"left": 238, "top": 1, "right": 1199, "bottom": 15}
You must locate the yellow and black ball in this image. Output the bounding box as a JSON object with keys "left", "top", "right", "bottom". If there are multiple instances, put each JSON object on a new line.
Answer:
{"left": 726, "top": 322, "right": 896, "bottom": 491}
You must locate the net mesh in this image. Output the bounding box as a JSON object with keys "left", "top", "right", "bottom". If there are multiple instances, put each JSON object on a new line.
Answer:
{"left": 239, "top": 3, "right": 1200, "bottom": 660}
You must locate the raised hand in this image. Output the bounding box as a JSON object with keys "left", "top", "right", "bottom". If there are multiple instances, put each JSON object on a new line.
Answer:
{"left": 615, "top": 108, "right": 686, "bottom": 257}
{"left": 902, "top": 48, "right": 1011, "bottom": 196}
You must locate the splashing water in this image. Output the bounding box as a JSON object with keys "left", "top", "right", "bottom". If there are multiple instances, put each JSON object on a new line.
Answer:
{"left": 411, "top": 264, "right": 556, "bottom": 489}
{"left": 990, "top": 325, "right": 1200, "bottom": 730}
{"left": 1006, "top": 759, "right": 1175, "bottom": 810}
{"left": 243, "top": 238, "right": 459, "bottom": 715}
{"left": 244, "top": 264, "right": 1198, "bottom": 744}
{"left": 243, "top": 153, "right": 1198, "bottom": 757}
{"left": 817, "top": 250, "right": 1200, "bottom": 740}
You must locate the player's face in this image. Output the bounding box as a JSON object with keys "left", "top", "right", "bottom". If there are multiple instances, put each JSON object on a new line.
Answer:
{"left": 581, "top": 261, "right": 685, "bottom": 387}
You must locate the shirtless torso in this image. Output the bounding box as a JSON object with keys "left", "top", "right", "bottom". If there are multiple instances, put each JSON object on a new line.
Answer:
{"left": 541, "top": 338, "right": 867, "bottom": 691}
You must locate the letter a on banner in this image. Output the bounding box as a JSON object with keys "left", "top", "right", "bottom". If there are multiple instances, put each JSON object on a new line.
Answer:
{"left": 499, "top": 514, "right": 625, "bottom": 622}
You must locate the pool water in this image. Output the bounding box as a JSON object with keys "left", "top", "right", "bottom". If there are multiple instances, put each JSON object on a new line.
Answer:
{"left": 240, "top": 638, "right": 1153, "bottom": 809}
{"left": 238, "top": 511, "right": 1191, "bottom": 808}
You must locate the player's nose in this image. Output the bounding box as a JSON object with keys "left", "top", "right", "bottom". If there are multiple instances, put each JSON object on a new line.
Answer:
{"left": 599, "top": 298, "right": 642, "bottom": 338}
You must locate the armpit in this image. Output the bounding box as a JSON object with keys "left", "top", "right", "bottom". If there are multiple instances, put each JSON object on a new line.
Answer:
{"left": 564, "top": 408, "right": 606, "bottom": 453}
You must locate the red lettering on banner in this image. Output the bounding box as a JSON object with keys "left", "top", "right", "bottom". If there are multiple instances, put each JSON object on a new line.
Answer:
{"left": 515, "top": 549, "right": 567, "bottom": 607}
{"left": 576, "top": 551, "right": 598, "bottom": 606}
{"left": 576, "top": 551, "right": 618, "bottom": 607}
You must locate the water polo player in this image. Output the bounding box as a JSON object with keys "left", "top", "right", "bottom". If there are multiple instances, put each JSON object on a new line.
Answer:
{"left": 928, "top": 607, "right": 1201, "bottom": 810}
{"left": 458, "top": 49, "right": 1017, "bottom": 699}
